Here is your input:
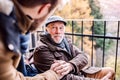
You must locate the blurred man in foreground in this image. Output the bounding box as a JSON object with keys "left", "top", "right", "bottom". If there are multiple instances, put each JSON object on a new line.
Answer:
{"left": 0, "top": 0, "right": 66, "bottom": 80}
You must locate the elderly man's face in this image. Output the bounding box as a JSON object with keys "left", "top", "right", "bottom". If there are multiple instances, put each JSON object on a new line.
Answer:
{"left": 46, "top": 21, "right": 65, "bottom": 43}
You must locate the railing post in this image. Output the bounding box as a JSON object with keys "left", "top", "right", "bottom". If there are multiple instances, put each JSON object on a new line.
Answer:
{"left": 102, "top": 21, "right": 106, "bottom": 67}
{"left": 115, "top": 21, "right": 119, "bottom": 75}
{"left": 91, "top": 21, "right": 94, "bottom": 66}
{"left": 81, "top": 21, "right": 84, "bottom": 51}
{"left": 72, "top": 21, "right": 74, "bottom": 44}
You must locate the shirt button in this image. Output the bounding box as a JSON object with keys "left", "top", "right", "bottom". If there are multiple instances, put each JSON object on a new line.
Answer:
{"left": 12, "top": 20, "right": 16, "bottom": 24}
{"left": 8, "top": 44, "right": 14, "bottom": 50}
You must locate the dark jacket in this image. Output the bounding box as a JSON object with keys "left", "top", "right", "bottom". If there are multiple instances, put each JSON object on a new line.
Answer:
{"left": 34, "top": 34, "right": 101, "bottom": 80}
{"left": 0, "top": 0, "right": 59, "bottom": 80}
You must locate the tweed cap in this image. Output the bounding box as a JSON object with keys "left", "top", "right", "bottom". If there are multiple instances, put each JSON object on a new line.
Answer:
{"left": 45, "top": 15, "right": 67, "bottom": 27}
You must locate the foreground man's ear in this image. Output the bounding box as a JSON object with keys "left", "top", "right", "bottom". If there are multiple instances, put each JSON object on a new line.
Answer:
{"left": 37, "top": 3, "right": 51, "bottom": 18}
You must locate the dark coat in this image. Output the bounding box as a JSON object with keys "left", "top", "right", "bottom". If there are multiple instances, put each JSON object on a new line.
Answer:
{"left": 34, "top": 34, "right": 101, "bottom": 80}
{"left": 0, "top": 3, "right": 31, "bottom": 76}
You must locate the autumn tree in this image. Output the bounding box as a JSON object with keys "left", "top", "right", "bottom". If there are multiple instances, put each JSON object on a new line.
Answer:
{"left": 89, "top": 0, "right": 113, "bottom": 50}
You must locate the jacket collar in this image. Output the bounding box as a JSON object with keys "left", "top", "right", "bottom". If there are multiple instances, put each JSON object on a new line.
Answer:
{"left": 0, "top": 0, "right": 33, "bottom": 34}
{"left": 40, "top": 34, "right": 71, "bottom": 53}
{"left": 0, "top": 0, "right": 14, "bottom": 15}
{"left": 39, "top": 34, "right": 73, "bottom": 58}
{"left": 40, "top": 34, "right": 57, "bottom": 52}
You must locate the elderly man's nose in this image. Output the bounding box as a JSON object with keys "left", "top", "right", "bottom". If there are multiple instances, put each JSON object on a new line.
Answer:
{"left": 56, "top": 28, "right": 61, "bottom": 33}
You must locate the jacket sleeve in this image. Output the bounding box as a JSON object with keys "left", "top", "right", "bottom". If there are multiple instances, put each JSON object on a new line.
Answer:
{"left": 0, "top": 40, "right": 59, "bottom": 80}
{"left": 34, "top": 46, "right": 55, "bottom": 72}
{"left": 69, "top": 45, "right": 88, "bottom": 74}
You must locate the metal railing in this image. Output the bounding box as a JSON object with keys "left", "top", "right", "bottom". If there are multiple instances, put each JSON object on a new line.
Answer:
{"left": 65, "top": 19, "right": 120, "bottom": 80}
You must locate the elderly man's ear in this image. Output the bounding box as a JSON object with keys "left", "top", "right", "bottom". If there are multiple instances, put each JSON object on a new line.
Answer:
{"left": 38, "top": 4, "right": 51, "bottom": 18}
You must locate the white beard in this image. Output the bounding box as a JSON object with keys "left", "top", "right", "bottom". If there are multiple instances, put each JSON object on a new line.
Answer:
{"left": 52, "top": 35, "right": 64, "bottom": 44}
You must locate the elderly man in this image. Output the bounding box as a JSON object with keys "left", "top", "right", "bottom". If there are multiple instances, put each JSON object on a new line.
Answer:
{"left": 0, "top": 0, "right": 66, "bottom": 80}
{"left": 34, "top": 15, "right": 115, "bottom": 80}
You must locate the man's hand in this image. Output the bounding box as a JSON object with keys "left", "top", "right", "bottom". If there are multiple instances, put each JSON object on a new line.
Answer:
{"left": 50, "top": 60, "right": 73, "bottom": 76}
{"left": 50, "top": 62, "right": 63, "bottom": 79}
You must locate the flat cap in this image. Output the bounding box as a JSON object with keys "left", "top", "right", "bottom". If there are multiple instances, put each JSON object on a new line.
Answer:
{"left": 45, "top": 15, "right": 66, "bottom": 27}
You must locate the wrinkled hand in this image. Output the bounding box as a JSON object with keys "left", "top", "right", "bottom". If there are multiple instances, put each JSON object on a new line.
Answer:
{"left": 50, "top": 62, "right": 63, "bottom": 79}
{"left": 50, "top": 60, "right": 73, "bottom": 77}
